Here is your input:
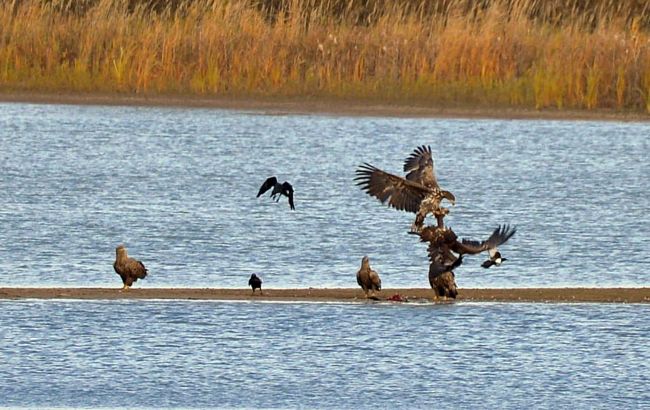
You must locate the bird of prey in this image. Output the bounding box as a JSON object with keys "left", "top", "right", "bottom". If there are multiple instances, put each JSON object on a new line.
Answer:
{"left": 113, "top": 244, "right": 148, "bottom": 290}
{"left": 461, "top": 225, "right": 516, "bottom": 268}
{"left": 415, "top": 224, "right": 516, "bottom": 298}
{"left": 248, "top": 273, "right": 263, "bottom": 295}
{"left": 355, "top": 145, "right": 455, "bottom": 232}
{"left": 356, "top": 256, "right": 382, "bottom": 299}
{"left": 257, "top": 176, "right": 295, "bottom": 210}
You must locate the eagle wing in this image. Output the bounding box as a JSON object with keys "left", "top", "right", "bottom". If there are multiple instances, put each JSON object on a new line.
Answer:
{"left": 455, "top": 225, "right": 517, "bottom": 255}
{"left": 403, "top": 145, "right": 438, "bottom": 188}
{"left": 257, "top": 176, "right": 278, "bottom": 197}
{"left": 369, "top": 269, "right": 381, "bottom": 290}
{"left": 355, "top": 163, "right": 431, "bottom": 213}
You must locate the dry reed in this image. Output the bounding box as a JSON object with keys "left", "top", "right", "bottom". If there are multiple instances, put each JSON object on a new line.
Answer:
{"left": 1, "top": 0, "right": 649, "bottom": 112}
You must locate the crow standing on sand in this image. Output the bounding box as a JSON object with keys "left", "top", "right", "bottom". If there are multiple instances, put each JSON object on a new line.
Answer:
{"left": 249, "top": 273, "right": 263, "bottom": 295}
{"left": 113, "top": 244, "right": 148, "bottom": 290}
{"left": 257, "top": 176, "right": 295, "bottom": 210}
{"left": 356, "top": 256, "right": 382, "bottom": 299}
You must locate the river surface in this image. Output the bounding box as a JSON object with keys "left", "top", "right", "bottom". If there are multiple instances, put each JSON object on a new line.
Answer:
{"left": 1, "top": 103, "right": 649, "bottom": 408}
{"left": 1, "top": 103, "right": 648, "bottom": 289}
{"left": 0, "top": 300, "right": 649, "bottom": 409}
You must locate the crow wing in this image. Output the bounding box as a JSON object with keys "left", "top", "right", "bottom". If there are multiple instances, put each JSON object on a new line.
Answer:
{"left": 282, "top": 182, "right": 295, "bottom": 210}
{"left": 355, "top": 163, "right": 431, "bottom": 213}
{"left": 257, "top": 176, "right": 278, "bottom": 197}
{"left": 403, "top": 145, "right": 438, "bottom": 188}
{"left": 455, "top": 225, "right": 517, "bottom": 255}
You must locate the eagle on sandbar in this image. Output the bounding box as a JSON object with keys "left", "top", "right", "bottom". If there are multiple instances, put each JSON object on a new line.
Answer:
{"left": 356, "top": 256, "right": 382, "bottom": 299}
{"left": 416, "top": 224, "right": 516, "bottom": 299}
{"left": 113, "top": 244, "right": 148, "bottom": 290}
{"left": 355, "top": 145, "right": 455, "bottom": 232}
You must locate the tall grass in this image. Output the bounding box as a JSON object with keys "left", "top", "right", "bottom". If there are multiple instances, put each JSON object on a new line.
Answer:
{"left": 1, "top": 0, "right": 649, "bottom": 111}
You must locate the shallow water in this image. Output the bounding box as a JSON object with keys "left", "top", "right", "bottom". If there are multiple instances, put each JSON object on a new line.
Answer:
{"left": 1, "top": 103, "right": 648, "bottom": 289}
{"left": 1, "top": 104, "right": 649, "bottom": 409}
{"left": 0, "top": 300, "right": 648, "bottom": 409}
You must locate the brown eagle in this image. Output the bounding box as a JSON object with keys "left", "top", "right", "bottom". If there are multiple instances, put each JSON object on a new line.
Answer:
{"left": 355, "top": 145, "right": 455, "bottom": 232}
{"left": 113, "top": 244, "right": 148, "bottom": 290}
{"left": 415, "top": 224, "right": 516, "bottom": 299}
{"left": 356, "top": 256, "right": 382, "bottom": 299}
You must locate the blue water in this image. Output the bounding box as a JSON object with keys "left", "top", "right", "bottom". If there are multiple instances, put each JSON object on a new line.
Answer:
{"left": 1, "top": 103, "right": 649, "bottom": 408}
{"left": 1, "top": 103, "right": 648, "bottom": 289}
{"left": 0, "top": 300, "right": 649, "bottom": 409}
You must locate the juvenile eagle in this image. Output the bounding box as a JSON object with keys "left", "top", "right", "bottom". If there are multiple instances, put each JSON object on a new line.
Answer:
{"left": 257, "top": 176, "right": 295, "bottom": 210}
{"left": 355, "top": 145, "right": 455, "bottom": 232}
{"left": 357, "top": 256, "right": 382, "bottom": 299}
{"left": 416, "top": 224, "right": 516, "bottom": 298}
{"left": 113, "top": 245, "right": 148, "bottom": 290}
{"left": 248, "top": 273, "right": 263, "bottom": 295}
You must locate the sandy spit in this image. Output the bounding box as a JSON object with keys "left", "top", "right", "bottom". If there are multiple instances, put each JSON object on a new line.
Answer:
{"left": 1, "top": 92, "right": 650, "bottom": 121}
{"left": 0, "top": 287, "right": 648, "bottom": 303}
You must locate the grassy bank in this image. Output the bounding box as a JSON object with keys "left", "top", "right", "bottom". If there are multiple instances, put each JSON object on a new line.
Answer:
{"left": 1, "top": 0, "right": 650, "bottom": 112}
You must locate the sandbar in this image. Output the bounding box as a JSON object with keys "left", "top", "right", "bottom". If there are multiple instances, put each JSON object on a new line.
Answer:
{"left": 0, "top": 287, "right": 648, "bottom": 303}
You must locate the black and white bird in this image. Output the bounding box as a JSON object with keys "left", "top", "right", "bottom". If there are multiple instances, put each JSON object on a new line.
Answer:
{"left": 461, "top": 225, "right": 516, "bottom": 269}
{"left": 257, "top": 176, "right": 295, "bottom": 210}
{"left": 248, "top": 273, "right": 263, "bottom": 295}
{"left": 481, "top": 249, "right": 508, "bottom": 268}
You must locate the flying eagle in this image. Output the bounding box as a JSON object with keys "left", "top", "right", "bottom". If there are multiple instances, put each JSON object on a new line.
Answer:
{"left": 257, "top": 176, "right": 295, "bottom": 210}
{"left": 356, "top": 256, "right": 382, "bottom": 299}
{"left": 248, "top": 273, "right": 263, "bottom": 295}
{"left": 113, "top": 244, "right": 148, "bottom": 290}
{"left": 355, "top": 145, "right": 455, "bottom": 232}
{"left": 415, "top": 224, "right": 516, "bottom": 298}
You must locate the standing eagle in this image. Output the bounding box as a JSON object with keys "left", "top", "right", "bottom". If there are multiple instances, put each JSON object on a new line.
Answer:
{"left": 415, "top": 225, "right": 516, "bottom": 299}
{"left": 355, "top": 145, "right": 455, "bottom": 232}
{"left": 113, "top": 244, "right": 148, "bottom": 290}
{"left": 356, "top": 256, "right": 382, "bottom": 299}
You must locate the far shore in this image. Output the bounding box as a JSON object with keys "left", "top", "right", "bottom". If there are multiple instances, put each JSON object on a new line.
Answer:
{"left": 1, "top": 287, "right": 648, "bottom": 303}
{"left": 1, "top": 92, "right": 649, "bottom": 122}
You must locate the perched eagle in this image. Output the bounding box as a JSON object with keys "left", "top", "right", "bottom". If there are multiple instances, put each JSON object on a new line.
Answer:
{"left": 248, "top": 273, "right": 263, "bottom": 295}
{"left": 415, "top": 224, "right": 516, "bottom": 298}
{"left": 356, "top": 256, "right": 382, "bottom": 299}
{"left": 257, "top": 176, "right": 295, "bottom": 210}
{"left": 355, "top": 145, "right": 455, "bottom": 232}
{"left": 113, "top": 245, "right": 148, "bottom": 290}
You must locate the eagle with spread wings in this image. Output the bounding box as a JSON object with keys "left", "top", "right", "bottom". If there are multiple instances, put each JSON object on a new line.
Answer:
{"left": 355, "top": 145, "right": 455, "bottom": 232}
{"left": 415, "top": 224, "right": 517, "bottom": 298}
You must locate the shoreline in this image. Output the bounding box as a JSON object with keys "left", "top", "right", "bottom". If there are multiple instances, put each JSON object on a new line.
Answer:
{"left": 1, "top": 287, "right": 648, "bottom": 303}
{"left": 1, "top": 92, "right": 649, "bottom": 122}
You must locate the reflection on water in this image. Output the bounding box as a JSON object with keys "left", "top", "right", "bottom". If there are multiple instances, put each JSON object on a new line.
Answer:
{"left": 0, "top": 103, "right": 649, "bottom": 290}
{"left": 0, "top": 300, "right": 648, "bottom": 408}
